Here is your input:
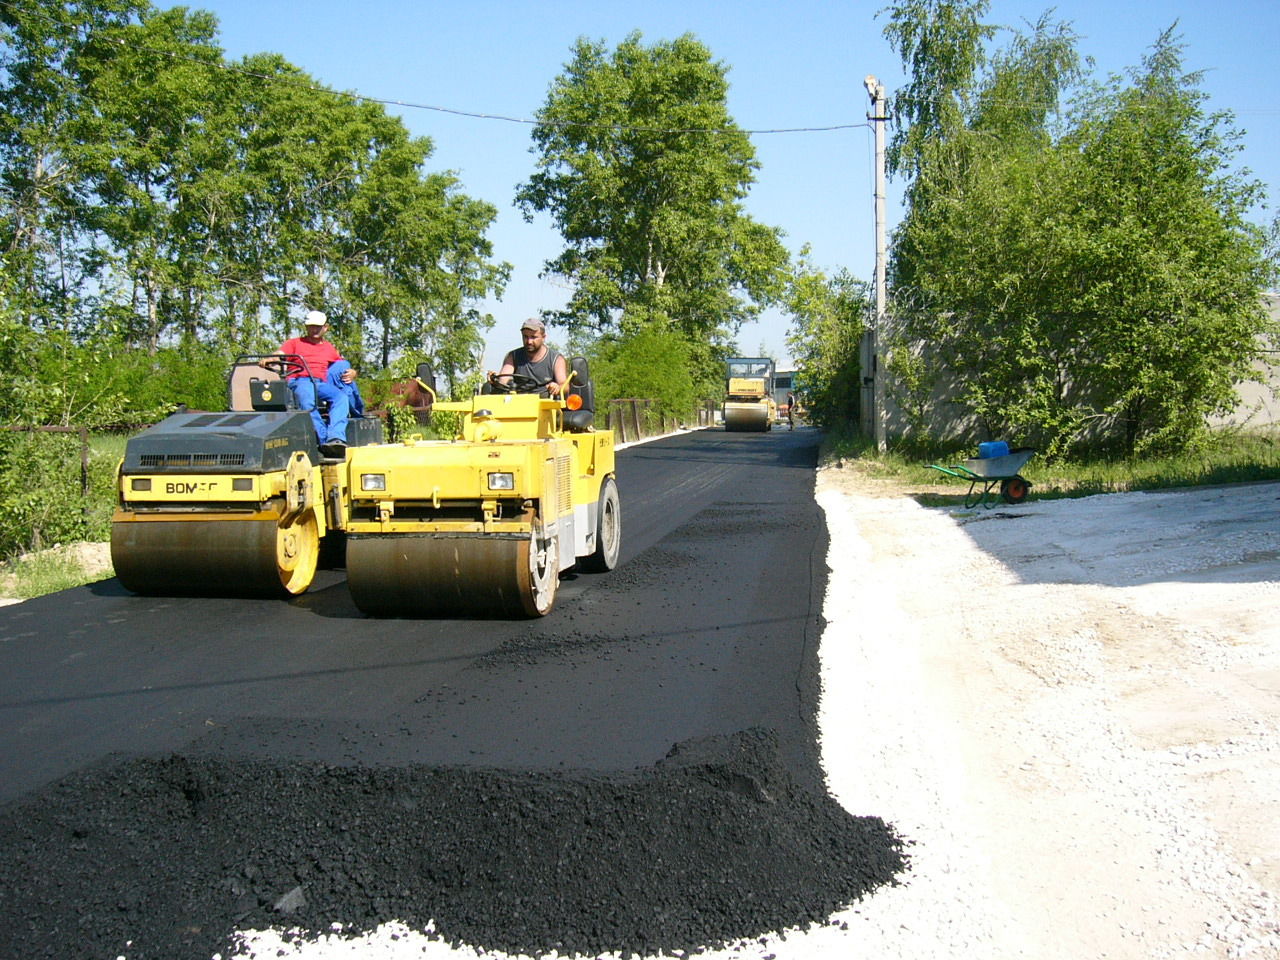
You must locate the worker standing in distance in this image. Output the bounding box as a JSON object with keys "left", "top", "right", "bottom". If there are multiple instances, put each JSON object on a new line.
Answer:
{"left": 274, "top": 310, "right": 363, "bottom": 457}
{"left": 490, "top": 317, "right": 568, "bottom": 396}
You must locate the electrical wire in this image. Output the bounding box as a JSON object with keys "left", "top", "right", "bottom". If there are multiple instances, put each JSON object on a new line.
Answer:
{"left": 0, "top": 0, "right": 871, "bottom": 137}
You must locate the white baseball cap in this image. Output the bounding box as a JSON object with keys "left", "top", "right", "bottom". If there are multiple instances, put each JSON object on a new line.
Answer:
{"left": 304, "top": 310, "right": 328, "bottom": 327}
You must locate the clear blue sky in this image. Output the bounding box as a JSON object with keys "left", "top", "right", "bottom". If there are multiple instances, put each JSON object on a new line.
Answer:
{"left": 193, "top": 0, "right": 1280, "bottom": 370}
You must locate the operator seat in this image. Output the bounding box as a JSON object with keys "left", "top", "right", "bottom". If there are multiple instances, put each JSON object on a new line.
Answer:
{"left": 563, "top": 355, "right": 594, "bottom": 432}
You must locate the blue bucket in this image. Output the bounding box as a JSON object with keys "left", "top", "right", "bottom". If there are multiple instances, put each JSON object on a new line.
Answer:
{"left": 978, "top": 440, "right": 1009, "bottom": 459}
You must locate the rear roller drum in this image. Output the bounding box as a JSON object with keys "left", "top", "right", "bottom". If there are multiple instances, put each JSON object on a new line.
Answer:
{"left": 346, "top": 521, "right": 559, "bottom": 618}
{"left": 724, "top": 404, "right": 770, "bottom": 432}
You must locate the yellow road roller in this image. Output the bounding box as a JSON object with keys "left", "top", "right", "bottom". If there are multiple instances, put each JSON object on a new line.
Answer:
{"left": 110, "top": 355, "right": 382, "bottom": 597}
{"left": 340, "top": 360, "right": 621, "bottom": 618}
{"left": 722, "top": 357, "right": 777, "bottom": 432}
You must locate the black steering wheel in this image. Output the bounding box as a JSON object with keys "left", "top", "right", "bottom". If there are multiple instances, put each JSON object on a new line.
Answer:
{"left": 263, "top": 356, "right": 307, "bottom": 378}
{"left": 488, "top": 372, "right": 548, "bottom": 394}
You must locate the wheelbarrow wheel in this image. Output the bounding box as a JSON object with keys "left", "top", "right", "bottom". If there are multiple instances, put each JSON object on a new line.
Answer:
{"left": 1000, "top": 476, "right": 1031, "bottom": 504}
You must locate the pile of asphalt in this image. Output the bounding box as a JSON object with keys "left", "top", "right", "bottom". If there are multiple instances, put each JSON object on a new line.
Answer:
{"left": 0, "top": 728, "right": 905, "bottom": 960}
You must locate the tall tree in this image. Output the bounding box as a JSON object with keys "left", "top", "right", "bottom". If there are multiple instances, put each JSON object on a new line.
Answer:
{"left": 0, "top": 0, "right": 147, "bottom": 330}
{"left": 516, "top": 31, "right": 789, "bottom": 352}
{"left": 1, "top": 1, "right": 510, "bottom": 429}
{"left": 884, "top": 3, "right": 1274, "bottom": 455}
{"left": 785, "top": 252, "right": 870, "bottom": 430}
{"left": 74, "top": 5, "right": 223, "bottom": 351}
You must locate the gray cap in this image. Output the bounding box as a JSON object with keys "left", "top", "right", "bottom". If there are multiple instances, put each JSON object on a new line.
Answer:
{"left": 521, "top": 317, "right": 545, "bottom": 333}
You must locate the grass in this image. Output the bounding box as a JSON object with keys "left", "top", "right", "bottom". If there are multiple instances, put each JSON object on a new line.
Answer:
{"left": 0, "top": 431, "right": 128, "bottom": 602}
{"left": 0, "top": 543, "right": 112, "bottom": 600}
{"left": 821, "top": 425, "right": 1280, "bottom": 507}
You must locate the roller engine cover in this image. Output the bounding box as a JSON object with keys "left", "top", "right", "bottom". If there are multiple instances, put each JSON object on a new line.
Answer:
{"left": 120, "top": 410, "right": 319, "bottom": 475}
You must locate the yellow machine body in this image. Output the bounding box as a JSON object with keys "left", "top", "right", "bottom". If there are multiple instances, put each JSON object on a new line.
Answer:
{"left": 338, "top": 391, "right": 618, "bottom": 618}
{"left": 110, "top": 358, "right": 620, "bottom": 617}
{"left": 112, "top": 446, "right": 329, "bottom": 598}
{"left": 722, "top": 357, "right": 777, "bottom": 432}
{"left": 110, "top": 355, "right": 384, "bottom": 598}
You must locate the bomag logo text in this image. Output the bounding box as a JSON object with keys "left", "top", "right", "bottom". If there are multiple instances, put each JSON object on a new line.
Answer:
{"left": 165, "top": 481, "right": 218, "bottom": 494}
{"left": 265, "top": 437, "right": 289, "bottom": 449}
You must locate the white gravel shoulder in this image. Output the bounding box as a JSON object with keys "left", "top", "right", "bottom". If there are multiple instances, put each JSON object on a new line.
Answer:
{"left": 811, "top": 472, "right": 1280, "bottom": 960}
{"left": 237, "top": 469, "right": 1280, "bottom": 960}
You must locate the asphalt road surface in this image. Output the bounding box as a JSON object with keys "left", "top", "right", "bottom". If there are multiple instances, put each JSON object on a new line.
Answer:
{"left": 0, "top": 427, "right": 903, "bottom": 960}
{"left": 0, "top": 427, "right": 826, "bottom": 803}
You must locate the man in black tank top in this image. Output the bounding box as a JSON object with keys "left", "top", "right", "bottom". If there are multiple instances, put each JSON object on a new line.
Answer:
{"left": 490, "top": 317, "right": 568, "bottom": 396}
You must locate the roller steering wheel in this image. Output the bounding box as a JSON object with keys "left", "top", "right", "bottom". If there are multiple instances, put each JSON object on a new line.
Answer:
{"left": 264, "top": 356, "right": 307, "bottom": 378}
{"left": 488, "top": 372, "right": 547, "bottom": 394}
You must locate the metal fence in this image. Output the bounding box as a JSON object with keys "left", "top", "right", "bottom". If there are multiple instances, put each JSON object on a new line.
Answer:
{"left": 605, "top": 400, "right": 718, "bottom": 444}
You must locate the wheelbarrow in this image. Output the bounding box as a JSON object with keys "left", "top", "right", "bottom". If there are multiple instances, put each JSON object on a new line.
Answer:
{"left": 928, "top": 448, "right": 1035, "bottom": 509}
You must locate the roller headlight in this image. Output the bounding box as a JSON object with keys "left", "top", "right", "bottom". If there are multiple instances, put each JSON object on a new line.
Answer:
{"left": 360, "top": 473, "right": 387, "bottom": 492}
{"left": 487, "top": 472, "right": 515, "bottom": 491}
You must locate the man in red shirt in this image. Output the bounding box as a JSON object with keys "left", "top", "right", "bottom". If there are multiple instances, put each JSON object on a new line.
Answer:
{"left": 275, "top": 310, "right": 362, "bottom": 457}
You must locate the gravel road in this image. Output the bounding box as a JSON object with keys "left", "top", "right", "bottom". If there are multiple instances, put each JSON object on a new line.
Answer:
{"left": 812, "top": 468, "right": 1280, "bottom": 960}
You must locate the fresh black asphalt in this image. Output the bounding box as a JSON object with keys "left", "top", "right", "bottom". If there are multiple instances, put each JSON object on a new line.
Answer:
{"left": 0, "top": 427, "right": 905, "bottom": 959}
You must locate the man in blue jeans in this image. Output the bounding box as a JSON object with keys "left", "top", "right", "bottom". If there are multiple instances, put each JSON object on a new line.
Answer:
{"left": 274, "top": 310, "right": 364, "bottom": 457}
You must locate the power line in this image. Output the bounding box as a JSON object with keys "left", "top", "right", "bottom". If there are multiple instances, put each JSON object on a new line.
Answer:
{"left": 0, "top": 0, "right": 870, "bottom": 137}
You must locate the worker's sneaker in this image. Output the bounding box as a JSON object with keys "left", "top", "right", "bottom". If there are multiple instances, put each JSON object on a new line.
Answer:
{"left": 319, "top": 439, "right": 347, "bottom": 458}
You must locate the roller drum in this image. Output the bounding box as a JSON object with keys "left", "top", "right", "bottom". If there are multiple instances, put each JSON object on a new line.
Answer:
{"left": 723, "top": 403, "right": 770, "bottom": 432}
{"left": 111, "top": 512, "right": 318, "bottom": 597}
{"left": 347, "top": 527, "right": 558, "bottom": 619}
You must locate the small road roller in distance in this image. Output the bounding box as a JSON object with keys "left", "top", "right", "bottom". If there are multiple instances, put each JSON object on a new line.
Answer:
{"left": 339, "top": 359, "right": 621, "bottom": 618}
{"left": 722, "top": 357, "right": 777, "bottom": 432}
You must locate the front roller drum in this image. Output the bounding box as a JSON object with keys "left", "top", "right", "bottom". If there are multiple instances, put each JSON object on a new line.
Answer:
{"left": 724, "top": 403, "right": 770, "bottom": 432}
{"left": 111, "top": 511, "right": 320, "bottom": 598}
{"left": 346, "top": 523, "right": 558, "bottom": 619}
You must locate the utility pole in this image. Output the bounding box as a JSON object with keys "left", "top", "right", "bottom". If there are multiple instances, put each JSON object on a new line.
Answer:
{"left": 862, "top": 74, "right": 888, "bottom": 450}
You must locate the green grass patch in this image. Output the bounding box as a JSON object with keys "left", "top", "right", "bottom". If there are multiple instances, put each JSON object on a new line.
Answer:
{"left": 0, "top": 543, "right": 112, "bottom": 600}
{"left": 825, "top": 426, "right": 1280, "bottom": 503}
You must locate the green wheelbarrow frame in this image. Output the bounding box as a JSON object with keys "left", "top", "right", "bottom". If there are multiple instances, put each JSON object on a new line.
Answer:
{"left": 927, "top": 449, "right": 1035, "bottom": 509}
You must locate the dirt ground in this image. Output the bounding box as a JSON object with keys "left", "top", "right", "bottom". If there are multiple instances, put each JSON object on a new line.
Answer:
{"left": 0, "top": 541, "right": 112, "bottom": 604}
{"left": 814, "top": 465, "right": 1280, "bottom": 959}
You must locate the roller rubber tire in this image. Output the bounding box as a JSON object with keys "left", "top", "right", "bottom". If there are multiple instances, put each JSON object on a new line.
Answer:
{"left": 579, "top": 476, "right": 621, "bottom": 573}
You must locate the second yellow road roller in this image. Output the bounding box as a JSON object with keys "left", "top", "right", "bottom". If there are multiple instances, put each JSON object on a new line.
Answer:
{"left": 110, "top": 355, "right": 383, "bottom": 597}
{"left": 340, "top": 359, "right": 621, "bottom": 618}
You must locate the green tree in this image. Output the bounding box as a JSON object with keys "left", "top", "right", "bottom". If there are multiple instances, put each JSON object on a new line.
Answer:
{"left": 74, "top": 5, "right": 224, "bottom": 351}
{"left": 516, "top": 31, "right": 789, "bottom": 352}
{"left": 590, "top": 322, "right": 699, "bottom": 423}
{"left": 1058, "top": 32, "right": 1274, "bottom": 453}
{"left": 785, "top": 254, "right": 870, "bottom": 430}
{"left": 1, "top": 1, "right": 508, "bottom": 419}
{"left": 0, "top": 0, "right": 148, "bottom": 331}
{"left": 884, "top": 3, "right": 1274, "bottom": 455}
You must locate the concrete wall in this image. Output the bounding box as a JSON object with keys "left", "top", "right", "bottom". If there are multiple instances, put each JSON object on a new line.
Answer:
{"left": 882, "top": 292, "right": 1280, "bottom": 443}
{"left": 1208, "top": 292, "right": 1280, "bottom": 431}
